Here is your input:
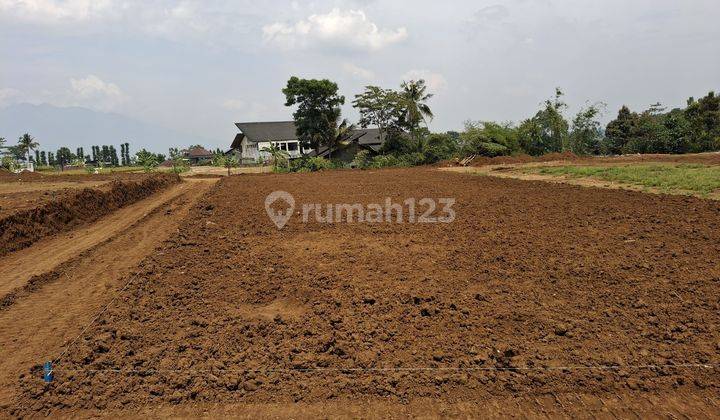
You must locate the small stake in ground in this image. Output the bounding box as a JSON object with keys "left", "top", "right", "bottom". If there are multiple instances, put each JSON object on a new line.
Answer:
{"left": 43, "top": 361, "right": 53, "bottom": 383}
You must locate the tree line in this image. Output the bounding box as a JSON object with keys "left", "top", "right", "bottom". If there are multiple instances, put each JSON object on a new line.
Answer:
{"left": 280, "top": 76, "right": 719, "bottom": 169}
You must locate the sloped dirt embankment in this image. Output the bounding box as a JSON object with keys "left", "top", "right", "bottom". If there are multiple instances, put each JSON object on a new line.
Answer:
{"left": 0, "top": 174, "right": 180, "bottom": 257}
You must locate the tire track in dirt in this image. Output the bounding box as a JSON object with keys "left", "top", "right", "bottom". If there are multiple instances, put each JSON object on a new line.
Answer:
{"left": 0, "top": 178, "right": 216, "bottom": 408}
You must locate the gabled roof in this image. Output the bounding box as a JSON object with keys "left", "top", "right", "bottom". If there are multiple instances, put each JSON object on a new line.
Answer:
{"left": 235, "top": 121, "right": 297, "bottom": 143}
{"left": 185, "top": 147, "right": 213, "bottom": 158}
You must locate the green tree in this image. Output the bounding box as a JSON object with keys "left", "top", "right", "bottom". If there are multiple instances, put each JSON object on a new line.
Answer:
{"left": 109, "top": 145, "right": 119, "bottom": 166}
{"left": 18, "top": 133, "right": 39, "bottom": 162}
{"left": 124, "top": 142, "right": 130, "bottom": 165}
{"left": 399, "top": 79, "right": 434, "bottom": 147}
{"left": 604, "top": 106, "right": 638, "bottom": 154}
{"left": 623, "top": 105, "right": 670, "bottom": 154}
{"left": 168, "top": 148, "right": 189, "bottom": 173}
{"left": 568, "top": 103, "right": 605, "bottom": 155}
{"left": 283, "top": 76, "right": 345, "bottom": 154}
{"left": 423, "top": 132, "right": 459, "bottom": 163}
{"left": 326, "top": 117, "right": 356, "bottom": 159}
{"left": 460, "top": 121, "right": 518, "bottom": 157}
{"left": 352, "top": 86, "right": 403, "bottom": 145}
{"left": 55, "top": 147, "right": 75, "bottom": 169}
{"left": 136, "top": 149, "right": 159, "bottom": 172}
{"left": 261, "top": 143, "right": 290, "bottom": 171}
{"left": 518, "top": 88, "right": 569, "bottom": 156}
{"left": 40, "top": 151, "right": 47, "bottom": 166}
{"left": 224, "top": 155, "right": 239, "bottom": 176}
{"left": 685, "top": 92, "right": 720, "bottom": 152}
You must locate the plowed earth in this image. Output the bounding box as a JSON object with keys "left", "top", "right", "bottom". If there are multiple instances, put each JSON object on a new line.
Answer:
{"left": 0, "top": 174, "right": 180, "bottom": 256}
{"left": 7, "top": 168, "right": 720, "bottom": 416}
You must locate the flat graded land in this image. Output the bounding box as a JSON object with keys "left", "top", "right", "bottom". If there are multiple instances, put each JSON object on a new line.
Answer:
{"left": 7, "top": 168, "right": 720, "bottom": 417}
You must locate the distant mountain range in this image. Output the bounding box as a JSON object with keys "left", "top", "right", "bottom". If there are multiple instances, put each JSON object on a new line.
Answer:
{"left": 0, "top": 103, "right": 213, "bottom": 154}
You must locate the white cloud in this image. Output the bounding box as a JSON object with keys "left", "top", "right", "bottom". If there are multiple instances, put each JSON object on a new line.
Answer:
{"left": 0, "top": 0, "right": 117, "bottom": 24}
{"left": 342, "top": 63, "right": 375, "bottom": 80}
{"left": 221, "top": 98, "right": 274, "bottom": 120}
{"left": 222, "top": 99, "right": 247, "bottom": 111}
{"left": 69, "top": 75, "right": 127, "bottom": 110}
{"left": 0, "top": 0, "right": 235, "bottom": 45}
{"left": 0, "top": 87, "right": 21, "bottom": 106}
{"left": 401, "top": 70, "right": 448, "bottom": 93}
{"left": 263, "top": 8, "right": 407, "bottom": 52}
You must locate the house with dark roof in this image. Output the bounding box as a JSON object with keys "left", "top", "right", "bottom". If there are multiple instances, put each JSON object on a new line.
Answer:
{"left": 229, "top": 121, "right": 386, "bottom": 164}
{"left": 183, "top": 146, "right": 214, "bottom": 165}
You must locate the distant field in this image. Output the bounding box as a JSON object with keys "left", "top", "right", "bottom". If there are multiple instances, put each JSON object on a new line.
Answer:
{"left": 529, "top": 164, "right": 720, "bottom": 196}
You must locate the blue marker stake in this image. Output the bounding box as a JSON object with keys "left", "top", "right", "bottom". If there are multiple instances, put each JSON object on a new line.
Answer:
{"left": 43, "top": 361, "right": 53, "bottom": 383}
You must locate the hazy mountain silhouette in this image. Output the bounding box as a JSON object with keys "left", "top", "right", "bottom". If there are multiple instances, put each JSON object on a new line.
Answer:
{"left": 0, "top": 103, "right": 212, "bottom": 154}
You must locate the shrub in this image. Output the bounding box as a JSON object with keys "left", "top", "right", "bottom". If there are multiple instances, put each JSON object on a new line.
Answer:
{"left": 423, "top": 133, "right": 458, "bottom": 163}
{"left": 289, "top": 156, "right": 336, "bottom": 172}
{"left": 352, "top": 150, "right": 372, "bottom": 169}
{"left": 399, "top": 152, "right": 426, "bottom": 166}
{"left": 475, "top": 141, "right": 510, "bottom": 157}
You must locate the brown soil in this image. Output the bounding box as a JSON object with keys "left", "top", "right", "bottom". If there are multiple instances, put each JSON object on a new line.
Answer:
{"left": 0, "top": 182, "right": 110, "bottom": 218}
{"left": 0, "top": 174, "right": 180, "bottom": 257}
{"left": 0, "top": 179, "right": 217, "bottom": 409}
{"left": 0, "top": 170, "right": 151, "bottom": 183}
{"left": 7, "top": 168, "right": 720, "bottom": 416}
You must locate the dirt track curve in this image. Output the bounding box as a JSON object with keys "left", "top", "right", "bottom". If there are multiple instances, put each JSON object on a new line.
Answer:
{"left": 0, "top": 178, "right": 217, "bottom": 408}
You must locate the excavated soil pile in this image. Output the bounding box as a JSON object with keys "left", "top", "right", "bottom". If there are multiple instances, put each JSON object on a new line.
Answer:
{"left": 0, "top": 174, "right": 180, "bottom": 257}
{"left": 11, "top": 168, "right": 720, "bottom": 415}
{"left": 0, "top": 171, "right": 150, "bottom": 183}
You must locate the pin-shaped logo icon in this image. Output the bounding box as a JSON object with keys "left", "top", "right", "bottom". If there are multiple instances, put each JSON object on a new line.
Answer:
{"left": 265, "top": 190, "right": 295, "bottom": 229}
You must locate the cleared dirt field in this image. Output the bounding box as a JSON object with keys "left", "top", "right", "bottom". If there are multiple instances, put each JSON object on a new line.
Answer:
{"left": 5, "top": 168, "right": 719, "bottom": 417}
{"left": 0, "top": 178, "right": 217, "bottom": 410}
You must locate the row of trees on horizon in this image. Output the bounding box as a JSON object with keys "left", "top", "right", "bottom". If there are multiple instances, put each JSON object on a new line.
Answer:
{"left": 281, "top": 75, "right": 720, "bottom": 164}
{"left": 2, "top": 81, "right": 719, "bottom": 171}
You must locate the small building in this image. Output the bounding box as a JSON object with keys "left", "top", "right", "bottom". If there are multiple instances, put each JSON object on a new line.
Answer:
{"left": 183, "top": 147, "right": 214, "bottom": 165}
{"left": 229, "top": 121, "right": 385, "bottom": 164}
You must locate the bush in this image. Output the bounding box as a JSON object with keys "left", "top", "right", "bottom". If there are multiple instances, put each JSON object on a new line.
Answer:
{"left": 460, "top": 121, "right": 519, "bottom": 157}
{"left": 352, "top": 150, "right": 372, "bottom": 169}
{"left": 289, "top": 156, "right": 336, "bottom": 172}
{"left": 423, "top": 133, "right": 458, "bottom": 163}
{"left": 399, "top": 152, "right": 426, "bottom": 166}
{"left": 475, "top": 141, "right": 510, "bottom": 157}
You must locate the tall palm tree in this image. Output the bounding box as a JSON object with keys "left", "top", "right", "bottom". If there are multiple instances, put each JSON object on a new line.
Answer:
{"left": 326, "top": 117, "right": 356, "bottom": 159}
{"left": 17, "top": 133, "right": 39, "bottom": 163}
{"left": 400, "top": 79, "right": 434, "bottom": 148}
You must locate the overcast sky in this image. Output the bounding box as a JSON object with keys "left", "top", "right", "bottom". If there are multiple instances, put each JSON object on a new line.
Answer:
{"left": 1, "top": 0, "right": 718, "bottom": 150}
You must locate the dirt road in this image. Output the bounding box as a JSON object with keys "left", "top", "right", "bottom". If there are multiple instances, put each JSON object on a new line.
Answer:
{"left": 0, "top": 178, "right": 216, "bottom": 408}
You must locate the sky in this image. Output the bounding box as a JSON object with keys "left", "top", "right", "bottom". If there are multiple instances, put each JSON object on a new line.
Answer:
{"left": 1, "top": 0, "right": 719, "bottom": 151}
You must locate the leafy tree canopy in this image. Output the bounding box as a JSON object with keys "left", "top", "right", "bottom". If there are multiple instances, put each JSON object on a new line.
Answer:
{"left": 283, "top": 76, "right": 345, "bottom": 153}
